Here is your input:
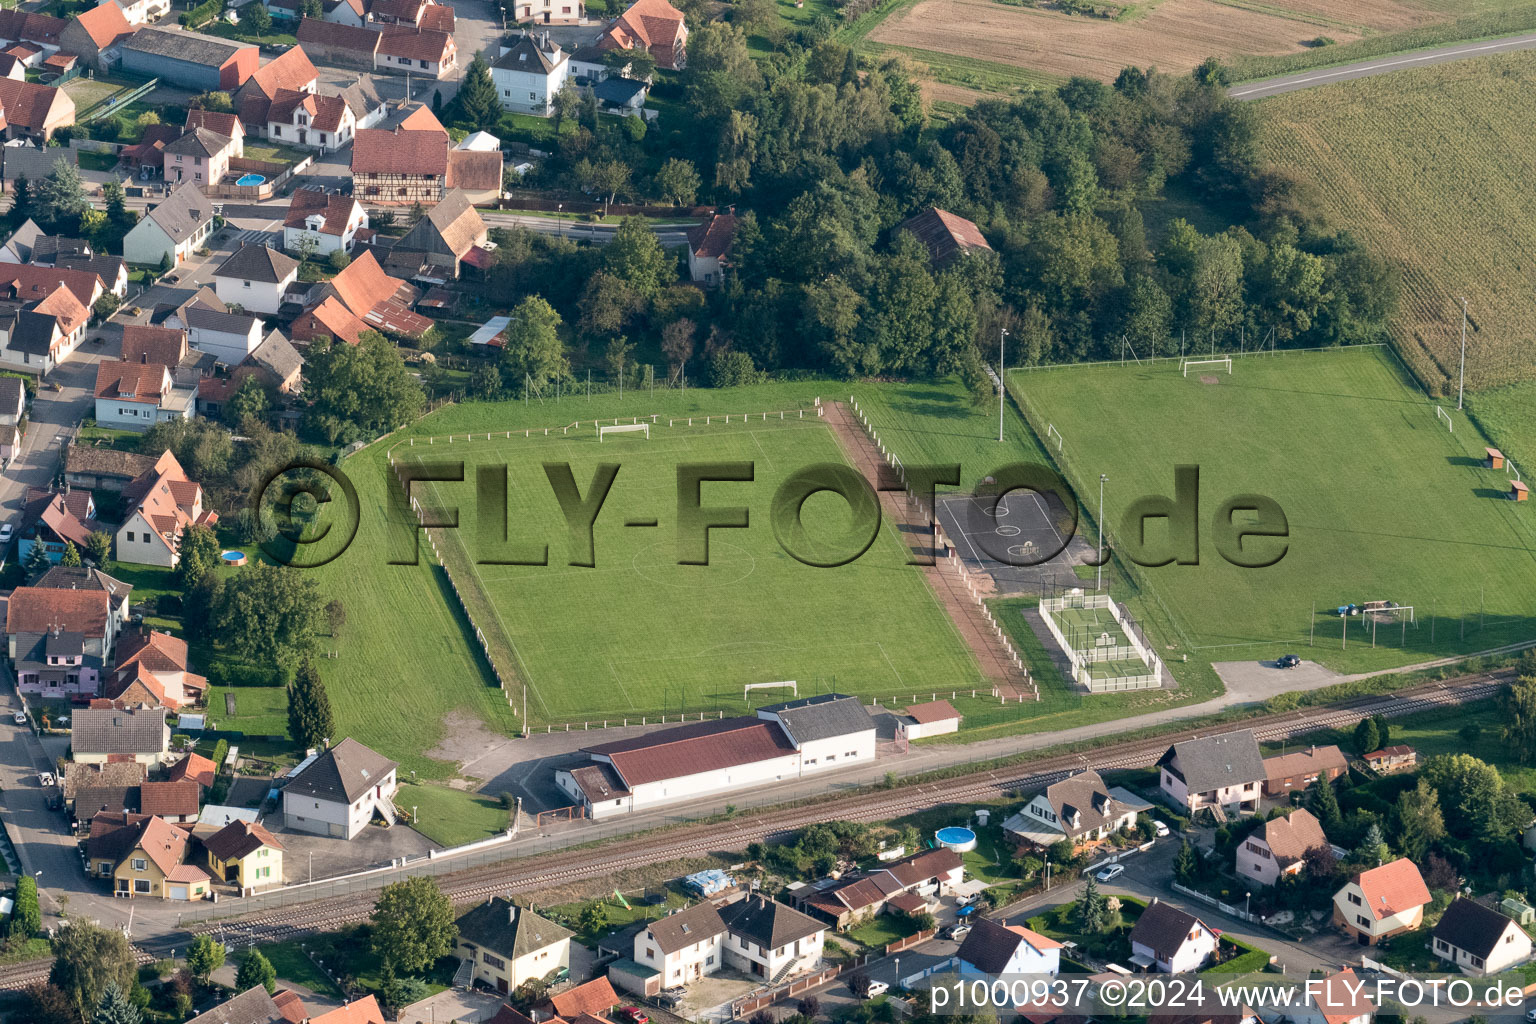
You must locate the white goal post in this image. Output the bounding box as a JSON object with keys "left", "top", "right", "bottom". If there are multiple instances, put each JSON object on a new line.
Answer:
{"left": 1436, "top": 406, "right": 1454, "bottom": 433}
{"left": 1182, "top": 357, "right": 1232, "bottom": 377}
{"left": 598, "top": 423, "right": 650, "bottom": 441}
{"left": 745, "top": 680, "right": 797, "bottom": 703}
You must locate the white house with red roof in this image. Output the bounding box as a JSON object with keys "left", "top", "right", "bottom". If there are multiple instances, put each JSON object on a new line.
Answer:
{"left": 107, "top": 628, "right": 208, "bottom": 709}
{"left": 1288, "top": 969, "right": 1374, "bottom": 1024}
{"left": 267, "top": 88, "right": 354, "bottom": 150}
{"left": 94, "top": 360, "right": 195, "bottom": 430}
{"left": 114, "top": 450, "right": 218, "bottom": 568}
{"left": 895, "top": 699, "right": 961, "bottom": 740}
{"left": 1332, "top": 857, "right": 1430, "bottom": 945}
{"left": 284, "top": 187, "right": 367, "bottom": 256}
{"left": 686, "top": 211, "right": 734, "bottom": 286}
{"left": 599, "top": 0, "right": 687, "bottom": 70}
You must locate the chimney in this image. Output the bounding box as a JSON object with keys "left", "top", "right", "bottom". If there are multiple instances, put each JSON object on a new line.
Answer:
{"left": 508, "top": 903, "right": 517, "bottom": 925}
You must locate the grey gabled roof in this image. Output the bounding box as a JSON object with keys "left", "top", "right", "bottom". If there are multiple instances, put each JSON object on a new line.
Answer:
{"left": 246, "top": 330, "right": 302, "bottom": 380}
{"left": 124, "top": 27, "right": 249, "bottom": 67}
{"left": 455, "top": 897, "right": 574, "bottom": 959}
{"left": 1157, "top": 730, "right": 1265, "bottom": 793}
{"left": 11, "top": 309, "right": 58, "bottom": 355}
{"left": 72, "top": 705, "right": 166, "bottom": 756}
{"left": 1129, "top": 900, "right": 1209, "bottom": 959}
{"left": 758, "top": 693, "right": 875, "bottom": 745}
{"left": 642, "top": 900, "right": 726, "bottom": 955}
{"left": 142, "top": 183, "right": 212, "bottom": 245}
{"left": 491, "top": 33, "right": 561, "bottom": 74}
{"left": 718, "top": 896, "right": 823, "bottom": 950}
{"left": 283, "top": 737, "right": 397, "bottom": 804}
{"left": 215, "top": 244, "right": 299, "bottom": 285}
{"left": 0, "top": 374, "right": 23, "bottom": 410}
{"left": 186, "top": 304, "right": 260, "bottom": 338}
{"left": 594, "top": 76, "right": 646, "bottom": 105}
{"left": 0, "top": 217, "right": 43, "bottom": 261}
{"left": 165, "top": 126, "right": 232, "bottom": 160}
{"left": 1432, "top": 898, "right": 1519, "bottom": 960}
{"left": 956, "top": 917, "right": 1031, "bottom": 974}
{"left": 185, "top": 985, "right": 291, "bottom": 1024}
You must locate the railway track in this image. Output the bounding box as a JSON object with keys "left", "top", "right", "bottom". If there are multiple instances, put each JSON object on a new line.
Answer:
{"left": 0, "top": 673, "right": 1505, "bottom": 990}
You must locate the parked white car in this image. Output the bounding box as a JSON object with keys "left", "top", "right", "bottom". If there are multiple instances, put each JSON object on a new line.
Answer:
{"left": 1096, "top": 864, "right": 1126, "bottom": 882}
{"left": 1154, "top": 820, "right": 1171, "bottom": 837}
{"left": 0, "top": 523, "right": 13, "bottom": 544}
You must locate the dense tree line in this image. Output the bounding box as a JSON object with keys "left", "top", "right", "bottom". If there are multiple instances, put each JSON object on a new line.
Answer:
{"left": 472, "top": 29, "right": 1398, "bottom": 385}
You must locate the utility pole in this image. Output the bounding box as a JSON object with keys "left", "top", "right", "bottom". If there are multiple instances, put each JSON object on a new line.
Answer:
{"left": 1458, "top": 297, "right": 1468, "bottom": 410}
{"left": 1097, "top": 474, "right": 1107, "bottom": 591}
{"left": 1309, "top": 601, "right": 1314, "bottom": 647}
{"left": 997, "top": 327, "right": 1008, "bottom": 443}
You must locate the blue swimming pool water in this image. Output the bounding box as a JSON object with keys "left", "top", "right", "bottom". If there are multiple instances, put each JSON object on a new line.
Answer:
{"left": 236, "top": 173, "right": 266, "bottom": 187}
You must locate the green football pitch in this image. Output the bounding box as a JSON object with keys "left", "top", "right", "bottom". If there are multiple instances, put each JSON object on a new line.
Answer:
{"left": 1011, "top": 346, "right": 1536, "bottom": 669}
{"left": 410, "top": 417, "right": 985, "bottom": 721}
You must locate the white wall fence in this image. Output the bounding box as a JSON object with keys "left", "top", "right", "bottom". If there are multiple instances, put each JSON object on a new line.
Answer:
{"left": 1039, "top": 593, "right": 1163, "bottom": 693}
{"left": 846, "top": 397, "right": 1037, "bottom": 702}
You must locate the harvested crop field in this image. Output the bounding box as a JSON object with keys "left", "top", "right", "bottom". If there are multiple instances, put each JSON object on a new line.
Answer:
{"left": 1260, "top": 49, "right": 1536, "bottom": 391}
{"left": 869, "top": 0, "right": 1372, "bottom": 82}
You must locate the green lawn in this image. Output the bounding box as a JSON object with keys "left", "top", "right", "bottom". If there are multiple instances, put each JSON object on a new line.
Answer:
{"left": 1011, "top": 346, "right": 1536, "bottom": 674}
{"left": 845, "top": 913, "right": 918, "bottom": 948}
{"left": 258, "top": 940, "right": 344, "bottom": 999}
{"left": 545, "top": 888, "right": 691, "bottom": 947}
{"left": 397, "top": 780, "right": 511, "bottom": 847}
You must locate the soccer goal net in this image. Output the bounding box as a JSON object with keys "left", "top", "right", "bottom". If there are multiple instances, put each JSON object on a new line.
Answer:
{"left": 1182, "top": 357, "right": 1232, "bottom": 377}
{"left": 598, "top": 423, "right": 650, "bottom": 441}
{"left": 745, "top": 680, "right": 797, "bottom": 703}
{"left": 1436, "top": 406, "right": 1453, "bottom": 433}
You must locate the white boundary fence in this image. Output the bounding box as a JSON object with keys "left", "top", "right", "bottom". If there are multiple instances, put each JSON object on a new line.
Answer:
{"left": 846, "top": 397, "right": 1037, "bottom": 702}
{"left": 1039, "top": 593, "right": 1163, "bottom": 693}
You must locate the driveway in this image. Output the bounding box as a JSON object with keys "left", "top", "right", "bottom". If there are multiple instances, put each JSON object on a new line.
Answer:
{"left": 266, "top": 818, "right": 439, "bottom": 884}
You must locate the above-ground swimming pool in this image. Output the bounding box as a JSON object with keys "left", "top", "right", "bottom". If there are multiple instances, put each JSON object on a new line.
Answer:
{"left": 935, "top": 826, "right": 977, "bottom": 853}
{"left": 221, "top": 550, "right": 247, "bottom": 566}
{"left": 235, "top": 173, "right": 266, "bottom": 187}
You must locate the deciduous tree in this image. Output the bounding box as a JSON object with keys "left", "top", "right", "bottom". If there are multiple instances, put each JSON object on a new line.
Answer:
{"left": 48, "top": 922, "right": 136, "bottom": 1020}
{"left": 501, "top": 295, "right": 568, "bottom": 393}
{"left": 215, "top": 562, "right": 323, "bottom": 671}
{"left": 186, "top": 934, "right": 225, "bottom": 982}
{"left": 371, "top": 877, "right": 457, "bottom": 973}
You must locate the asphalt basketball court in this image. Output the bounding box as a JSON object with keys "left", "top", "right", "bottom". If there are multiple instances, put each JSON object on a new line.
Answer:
{"left": 933, "top": 487, "right": 1094, "bottom": 595}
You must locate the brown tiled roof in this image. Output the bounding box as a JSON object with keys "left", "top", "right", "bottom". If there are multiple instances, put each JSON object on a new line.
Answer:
{"left": 324, "top": 249, "right": 411, "bottom": 320}
{"left": 204, "top": 818, "right": 284, "bottom": 860}
{"left": 0, "top": 10, "right": 66, "bottom": 45}
{"left": 71, "top": 1, "right": 132, "bottom": 50}
{"left": 95, "top": 360, "right": 170, "bottom": 403}
{"left": 66, "top": 444, "right": 157, "bottom": 480}
{"left": 1364, "top": 745, "right": 1414, "bottom": 761}
{"left": 445, "top": 149, "right": 502, "bottom": 192}
{"left": 719, "top": 896, "right": 824, "bottom": 950}
{"left": 32, "top": 283, "right": 90, "bottom": 336}
{"left": 1353, "top": 858, "right": 1430, "bottom": 920}
{"left": 0, "top": 261, "right": 101, "bottom": 307}
{"left": 898, "top": 207, "right": 992, "bottom": 265}
{"left": 63, "top": 760, "right": 145, "bottom": 800}
{"left": 6, "top": 586, "right": 111, "bottom": 636}
{"left": 272, "top": 990, "right": 308, "bottom": 1024}
{"left": 122, "top": 324, "right": 187, "bottom": 366}
{"left": 549, "top": 977, "right": 618, "bottom": 1018}
{"left": 168, "top": 752, "right": 217, "bottom": 789}
{"left": 418, "top": 3, "right": 453, "bottom": 31}
{"left": 376, "top": 25, "right": 452, "bottom": 63}
{"left": 285, "top": 188, "right": 360, "bottom": 236}
{"left": 352, "top": 124, "right": 446, "bottom": 176}
{"left": 903, "top": 699, "right": 959, "bottom": 724}
{"left": 604, "top": 0, "right": 684, "bottom": 53}
{"left": 141, "top": 780, "right": 200, "bottom": 818}
{"left": 882, "top": 846, "right": 963, "bottom": 887}
{"left": 249, "top": 45, "right": 317, "bottom": 96}
{"left": 687, "top": 213, "right": 735, "bottom": 259}
{"left": 1311, "top": 970, "right": 1374, "bottom": 1024}
{"left": 642, "top": 900, "right": 725, "bottom": 954}
{"left": 397, "top": 104, "right": 445, "bottom": 132}
{"left": 186, "top": 108, "right": 244, "bottom": 138}
{"left": 268, "top": 88, "right": 348, "bottom": 133}
{"left": 1263, "top": 745, "right": 1347, "bottom": 782}
{"left": 1259, "top": 808, "right": 1328, "bottom": 863}
{"left": 292, "top": 296, "right": 366, "bottom": 346}
{"left": 584, "top": 717, "right": 796, "bottom": 787}
{"left": 308, "top": 996, "right": 385, "bottom": 1024}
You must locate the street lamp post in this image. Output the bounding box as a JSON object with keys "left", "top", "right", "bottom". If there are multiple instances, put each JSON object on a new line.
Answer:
{"left": 1244, "top": 891, "right": 1251, "bottom": 920}
{"left": 1096, "top": 474, "right": 1108, "bottom": 590}
{"left": 998, "top": 328, "right": 1009, "bottom": 443}
{"left": 1458, "top": 297, "right": 1468, "bottom": 410}
{"left": 558, "top": 203, "right": 564, "bottom": 241}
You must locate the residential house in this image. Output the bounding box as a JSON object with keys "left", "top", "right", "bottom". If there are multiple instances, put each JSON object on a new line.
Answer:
{"left": 234, "top": 44, "right": 318, "bottom": 129}
{"left": 165, "top": 126, "right": 239, "bottom": 186}
{"left": 151, "top": 285, "right": 225, "bottom": 329}
{"left": 204, "top": 818, "right": 285, "bottom": 892}
{"left": 957, "top": 917, "right": 1063, "bottom": 976}
{"left": 510, "top": 0, "right": 583, "bottom": 25}
{"left": 445, "top": 146, "right": 503, "bottom": 205}
{"left": 791, "top": 847, "right": 963, "bottom": 929}
{"left": 121, "top": 323, "right": 194, "bottom": 377}
{"left": 123, "top": 183, "right": 214, "bottom": 266}
{"left": 2, "top": 256, "right": 103, "bottom": 305}
{"left": 592, "top": 75, "right": 648, "bottom": 117}
{"left": 71, "top": 704, "right": 169, "bottom": 766}
{"left": 186, "top": 305, "right": 264, "bottom": 365}
{"left": 30, "top": 566, "right": 131, "bottom": 632}
{"left": 1332, "top": 858, "right": 1431, "bottom": 945}
{"left": 58, "top": 2, "right": 133, "bottom": 68}
{"left": 351, "top": 110, "right": 448, "bottom": 204}
{"left": 0, "top": 218, "right": 42, "bottom": 263}
{"left": 686, "top": 212, "right": 734, "bottom": 286}
{"left": 376, "top": 25, "right": 456, "bottom": 78}
{"left": 185, "top": 107, "right": 246, "bottom": 151}
{"left": 0, "top": 10, "right": 67, "bottom": 51}
{"left": 30, "top": 233, "right": 91, "bottom": 265}
{"left": 267, "top": 88, "right": 354, "bottom": 150}
{"left": 1157, "top": 730, "right": 1265, "bottom": 817}
{"left": 289, "top": 295, "right": 365, "bottom": 346}
{"left": 119, "top": 122, "right": 180, "bottom": 177}
{"left": 370, "top": 0, "right": 454, "bottom": 30}
{"left": 269, "top": 0, "right": 364, "bottom": 26}
{"left": 292, "top": 248, "right": 428, "bottom": 341}
{"left": 599, "top": 0, "right": 687, "bottom": 70}
{"left": 184, "top": 986, "right": 309, "bottom": 1024}
{"left": 294, "top": 18, "right": 380, "bottom": 72}
{"left": 168, "top": 750, "right": 217, "bottom": 789}
{"left": 116, "top": 448, "right": 218, "bottom": 568}
{"left": 1001, "top": 769, "right": 1151, "bottom": 849}
{"left": 1, "top": 145, "right": 78, "bottom": 190}
{"left": 1364, "top": 746, "right": 1416, "bottom": 773}
{"left": 0, "top": 286, "right": 91, "bottom": 375}
{"left": 284, "top": 186, "right": 367, "bottom": 256}
{"left": 120, "top": 28, "right": 257, "bottom": 91}
{"left": 1128, "top": 900, "right": 1219, "bottom": 973}
{"left": 58, "top": 254, "right": 130, "bottom": 299}
{"left": 898, "top": 207, "right": 993, "bottom": 267}
{"left": 549, "top": 977, "right": 619, "bottom": 1019}
{"left": 337, "top": 75, "right": 388, "bottom": 129}
{"left": 1262, "top": 746, "right": 1347, "bottom": 797}
{"left": 717, "top": 895, "right": 825, "bottom": 981}
{"left": 64, "top": 444, "right": 156, "bottom": 491}
{"left": 86, "top": 813, "right": 210, "bottom": 898}
{"left": 112, "top": 0, "right": 172, "bottom": 27}
{"left": 108, "top": 628, "right": 208, "bottom": 708}
{"left": 141, "top": 779, "right": 201, "bottom": 823}
{"left": 1236, "top": 808, "right": 1328, "bottom": 888}
{"left": 0, "top": 372, "right": 23, "bottom": 427}
{"left": 6, "top": 584, "right": 117, "bottom": 693}
{"left": 14, "top": 625, "right": 101, "bottom": 698}
{"left": 280, "top": 736, "right": 399, "bottom": 839}
{"left": 895, "top": 699, "right": 961, "bottom": 740}
{"left": 308, "top": 996, "right": 386, "bottom": 1024}
{"left": 14, "top": 487, "right": 101, "bottom": 567}
{"left": 559, "top": 694, "right": 875, "bottom": 819}
{"left": 632, "top": 900, "right": 725, "bottom": 990}
{"left": 1431, "top": 897, "right": 1533, "bottom": 976}
{"left": 0, "top": 79, "right": 76, "bottom": 141}
{"left": 63, "top": 761, "right": 145, "bottom": 809}
{"left": 1284, "top": 969, "right": 1374, "bottom": 1024}
{"left": 75, "top": 786, "right": 140, "bottom": 826}
{"left": 197, "top": 330, "right": 303, "bottom": 417}
{"left": 391, "top": 189, "right": 487, "bottom": 282}
{"left": 214, "top": 245, "right": 300, "bottom": 315}
{"left": 0, "top": 53, "right": 21, "bottom": 80}
{"left": 454, "top": 897, "right": 574, "bottom": 995}
{"left": 94, "top": 360, "right": 195, "bottom": 430}
{"left": 490, "top": 32, "right": 569, "bottom": 116}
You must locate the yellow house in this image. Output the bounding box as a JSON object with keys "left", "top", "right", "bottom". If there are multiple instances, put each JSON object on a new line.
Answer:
{"left": 87, "top": 814, "right": 211, "bottom": 900}
{"left": 204, "top": 819, "right": 284, "bottom": 892}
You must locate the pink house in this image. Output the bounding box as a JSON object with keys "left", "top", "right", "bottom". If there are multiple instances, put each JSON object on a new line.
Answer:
{"left": 1236, "top": 808, "right": 1328, "bottom": 887}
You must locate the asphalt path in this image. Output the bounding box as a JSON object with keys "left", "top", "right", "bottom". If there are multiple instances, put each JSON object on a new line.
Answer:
{"left": 1228, "top": 32, "right": 1536, "bottom": 99}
